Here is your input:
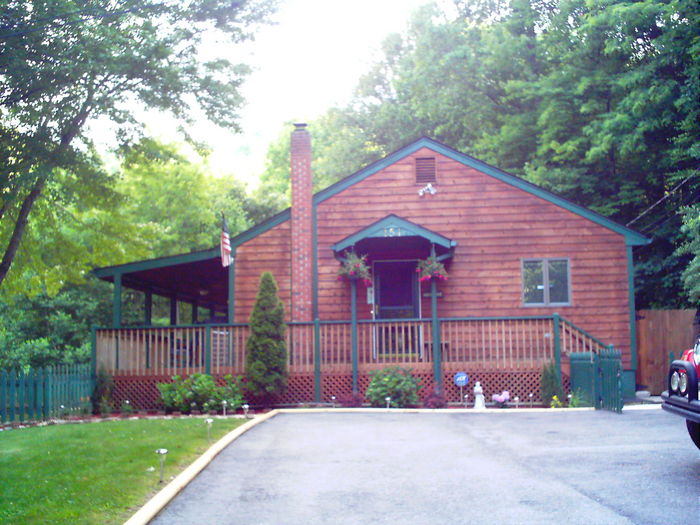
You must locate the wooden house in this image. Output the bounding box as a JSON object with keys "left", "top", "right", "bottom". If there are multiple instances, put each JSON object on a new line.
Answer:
{"left": 93, "top": 125, "right": 649, "bottom": 407}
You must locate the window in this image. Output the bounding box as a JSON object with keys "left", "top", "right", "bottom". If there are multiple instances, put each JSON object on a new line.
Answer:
{"left": 415, "top": 157, "right": 436, "bottom": 184}
{"left": 522, "top": 258, "right": 570, "bottom": 306}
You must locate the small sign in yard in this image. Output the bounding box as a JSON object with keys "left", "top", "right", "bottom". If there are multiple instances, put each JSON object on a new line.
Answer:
{"left": 454, "top": 372, "right": 469, "bottom": 387}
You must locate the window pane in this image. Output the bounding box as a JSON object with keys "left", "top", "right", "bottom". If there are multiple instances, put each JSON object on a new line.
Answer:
{"left": 523, "top": 261, "right": 544, "bottom": 304}
{"left": 548, "top": 260, "right": 569, "bottom": 303}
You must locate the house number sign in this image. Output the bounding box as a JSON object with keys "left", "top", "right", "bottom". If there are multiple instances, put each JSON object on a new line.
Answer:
{"left": 382, "top": 226, "right": 405, "bottom": 237}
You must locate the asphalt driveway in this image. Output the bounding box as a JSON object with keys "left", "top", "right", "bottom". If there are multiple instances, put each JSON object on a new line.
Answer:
{"left": 151, "top": 408, "right": 700, "bottom": 525}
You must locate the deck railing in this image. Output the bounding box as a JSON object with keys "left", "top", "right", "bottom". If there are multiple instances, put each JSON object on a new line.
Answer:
{"left": 95, "top": 314, "right": 607, "bottom": 378}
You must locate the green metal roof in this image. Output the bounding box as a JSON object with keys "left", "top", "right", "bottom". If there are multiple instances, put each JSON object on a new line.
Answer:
{"left": 332, "top": 214, "right": 456, "bottom": 253}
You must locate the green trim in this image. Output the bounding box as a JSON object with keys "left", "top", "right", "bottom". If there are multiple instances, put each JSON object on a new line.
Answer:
{"left": 227, "top": 249, "right": 236, "bottom": 324}
{"left": 626, "top": 246, "right": 638, "bottom": 371}
{"left": 315, "top": 137, "right": 649, "bottom": 246}
{"left": 431, "top": 278, "right": 442, "bottom": 391}
{"left": 205, "top": 326, "right": 211, "bottom": 374}
{"left": 560, "top": 317, "right": 609, "bottom": 348}
{"left": 553, "top": 313, "right": 562, "bottom": 384}
{"left": 332, "top": 214, "right": 456, "bottom": 253}
{"left": 112, "top": 273, "right": 122, "bottom": 328}
{"left": 351, "top": 279, "right": 358, "bottom": 395}
{"left": 229, "top": 209, "right": 291, "bottom": 249}
{"left": 94, "top": 248, "right": 219, "bottom": 278}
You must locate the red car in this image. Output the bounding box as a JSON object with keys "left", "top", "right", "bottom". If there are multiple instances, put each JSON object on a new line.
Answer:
{"left": 662, "top": 336, "right": 700, "bottom": 449}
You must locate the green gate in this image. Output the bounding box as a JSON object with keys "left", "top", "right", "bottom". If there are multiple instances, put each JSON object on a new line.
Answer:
{"left": 569, "top": 348, "right": 623, "bottom": 413}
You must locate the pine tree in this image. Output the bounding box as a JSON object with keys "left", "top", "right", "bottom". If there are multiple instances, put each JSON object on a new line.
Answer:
{"left": 245, "top": 272, "right": 287, "bottom": 400}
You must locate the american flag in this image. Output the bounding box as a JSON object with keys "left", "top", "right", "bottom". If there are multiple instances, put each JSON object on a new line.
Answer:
{"left": 220, "top": 215, "right": 232, "bottom": 267}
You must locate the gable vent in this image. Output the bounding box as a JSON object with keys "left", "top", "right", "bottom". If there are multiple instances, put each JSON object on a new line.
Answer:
{"left": 415, "top": 157, "right": 436, "bottom": 184}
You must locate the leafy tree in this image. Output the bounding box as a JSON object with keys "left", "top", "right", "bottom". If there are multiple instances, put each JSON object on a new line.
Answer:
{"left": 0, "top": 0, "right": 277, "bottom": 289}
{"left": 678, "top": 204, "right": 700, "bottom": 305}
{"left": 245, "top": 272, "right": 287, "bottom": 400}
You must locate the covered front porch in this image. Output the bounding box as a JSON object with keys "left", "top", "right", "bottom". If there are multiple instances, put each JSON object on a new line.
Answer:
{"left": 94, "top": 314, "right": 611, "bottom": 408}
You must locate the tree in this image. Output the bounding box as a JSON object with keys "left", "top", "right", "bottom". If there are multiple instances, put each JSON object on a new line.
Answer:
{"left": 245, "top": 272, "right": 287, "bottom": 400}
{"left": 678, "top": 204, "right": 700, "bottom": 305}
{"left": 0, "top": 0, "right": 277, "bottom": 288}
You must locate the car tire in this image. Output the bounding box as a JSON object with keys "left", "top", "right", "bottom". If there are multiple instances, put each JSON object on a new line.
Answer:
{"left": 686, "top": 420, "right": 700, "bottom": 449}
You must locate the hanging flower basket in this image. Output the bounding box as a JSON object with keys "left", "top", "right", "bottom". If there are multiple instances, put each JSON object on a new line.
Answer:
{"left": 416, "top": 255, "right": 448, "bottom": 282}
{"left": 337, "top": 252, "right": 372, "bottom": 287}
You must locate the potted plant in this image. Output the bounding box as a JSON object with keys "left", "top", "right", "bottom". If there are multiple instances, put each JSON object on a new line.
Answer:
{"left": 337, "top": 251, "right": 372, "bottom": 287}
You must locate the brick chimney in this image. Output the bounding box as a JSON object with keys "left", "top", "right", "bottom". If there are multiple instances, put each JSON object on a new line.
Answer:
{"left": 290, "top": 123, "right": 313, "bottom": 322}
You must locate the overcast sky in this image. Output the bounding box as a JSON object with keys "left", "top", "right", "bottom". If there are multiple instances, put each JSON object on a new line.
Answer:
{"left": 190, "top": 0, "right": 449, "bottom": 186}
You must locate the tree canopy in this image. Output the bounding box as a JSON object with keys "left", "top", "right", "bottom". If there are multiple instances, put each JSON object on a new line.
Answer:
{"left": 0, "top": 0, "right": 277, "bottom": 288}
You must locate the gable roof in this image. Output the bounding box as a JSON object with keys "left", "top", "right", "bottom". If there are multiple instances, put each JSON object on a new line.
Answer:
{"left": 332, "top": 214, "right": 456, "bottom": 253}
{"left": 316, "top": 137, "right": 650, "bottom": 247}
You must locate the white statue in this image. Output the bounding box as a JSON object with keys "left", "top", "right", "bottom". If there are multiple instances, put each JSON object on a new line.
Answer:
{"left": 473, "top": 381, "right": 486, "bottom": 410}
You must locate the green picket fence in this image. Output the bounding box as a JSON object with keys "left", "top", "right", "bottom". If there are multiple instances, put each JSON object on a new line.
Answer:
{"left": 0, "top": 364, "right": 93, "bottom": 423}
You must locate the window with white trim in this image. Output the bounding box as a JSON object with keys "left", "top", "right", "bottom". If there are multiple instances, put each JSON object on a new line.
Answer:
{"left": 522, "top": 258, "right": 570, "bottom": 306}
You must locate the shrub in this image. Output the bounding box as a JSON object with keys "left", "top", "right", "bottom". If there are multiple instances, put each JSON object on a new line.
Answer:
{"left": 365, "top": 367, "right": 421, "bottom": 408}
{"left": 338, "top": 392, "right": 363, "bottom": 407}
{"left": 422, "top": 391, "right": 447, "bottom": 409}
{"left": 540, "top": 362, "right": 563, "bottom": 406}
{"left": 157, "top": 373, "right": 244, "bottom": 413}
{"left": 245, "top": 272, "right": 287, "bottom": 400}
{"left": 92, "top": 368, "right": 113, "bottom": 414}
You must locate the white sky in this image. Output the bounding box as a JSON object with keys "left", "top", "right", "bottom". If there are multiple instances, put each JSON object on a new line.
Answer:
{"left": 89, "top": 0, "right": 453, "bottom": 186}
{"left": 188, "top": 0, "right": 447, "bottom": 186}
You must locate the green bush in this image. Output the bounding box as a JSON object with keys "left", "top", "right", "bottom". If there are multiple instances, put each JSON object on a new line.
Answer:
{"left": 245, "top": 272, "right": 287, "bottom": 400}
{"left": 365, "top": 367, "right": 421, "bottom": 408}
{"left": 540, "top": 362, "right": 564, "bottom": 406}
{"left": 157, "top": 373, "right": 244, "bottom": 413}
{"left": 92, "top": 367, "right": 113, "bottom": 414}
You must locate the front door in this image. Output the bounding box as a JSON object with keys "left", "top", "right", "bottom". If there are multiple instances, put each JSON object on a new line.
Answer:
{"left": 373, "top": 261, "right": 421, "bottom": 358}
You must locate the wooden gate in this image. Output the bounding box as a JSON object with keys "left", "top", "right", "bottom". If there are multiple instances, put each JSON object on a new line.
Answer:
{"left": 570, "top": 349, "right": 623, "bottom": 413}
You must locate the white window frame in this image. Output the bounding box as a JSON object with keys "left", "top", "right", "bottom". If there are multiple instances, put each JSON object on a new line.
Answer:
{"left": 521, "top": 258, "right": 571, "bottom": 307}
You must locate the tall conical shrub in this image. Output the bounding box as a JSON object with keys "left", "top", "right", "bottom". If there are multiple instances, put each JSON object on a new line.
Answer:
{"left": 245, "top": 272, "right": 287, "bottom": 400}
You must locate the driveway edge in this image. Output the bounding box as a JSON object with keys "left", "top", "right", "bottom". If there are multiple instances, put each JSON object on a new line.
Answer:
{"left": 124, "top": 410, "right": 280, "bottom": 525}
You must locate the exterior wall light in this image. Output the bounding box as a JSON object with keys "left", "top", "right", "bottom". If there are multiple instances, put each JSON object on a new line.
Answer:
{"left": 418, "top": 183, "right": 437, "bottom": 197}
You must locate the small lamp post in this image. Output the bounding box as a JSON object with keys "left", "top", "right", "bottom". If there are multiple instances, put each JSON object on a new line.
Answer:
{"left": 242, "top": 404, "right": 250, "bottom": 419}
{"left": 155, "top": 448, "right": 168, "bottom": 483}
{"left": 514, "top": 396, "right": 520, "bottom": 409}
{"left": 385, "top": 396, "right": 391, "bottom": 410}
{"left": 222, "top": 399, "right": 228, "bottom": 417}
{"left": 529, "top": 393, "right": 534, "bottom": 407}
{"left": 464, "top": 393, "right": 469, "bottom": 408}
{"left": 331, "top": 395, "right": 336, "bottom": 408}
{"left": 205, "top": 418, "right": 213, "bottom": 442}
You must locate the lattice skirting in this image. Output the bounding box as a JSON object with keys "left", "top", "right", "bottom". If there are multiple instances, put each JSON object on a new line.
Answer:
{"left": 113, "top": 370, "right": 570, "bottom": 409}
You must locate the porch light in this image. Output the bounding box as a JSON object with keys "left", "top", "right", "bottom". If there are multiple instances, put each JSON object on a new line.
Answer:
{"left": 155, "top": 448, "right": 168, "bottom": 483}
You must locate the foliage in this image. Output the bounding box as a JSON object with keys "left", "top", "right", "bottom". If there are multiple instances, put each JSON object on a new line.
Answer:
{"left": 98, "top": 397, "right": 113, "bottom": 416}
{"left": 0, "top": 0, "right": 277, "bottom": 290}
{"left": 541, "top": 362, "right": 564, "bottom": 407}
{"left": 416, "top": 255, "right": 447, "bottom": 282}
{"left": 422, "top": 391, "right": 447, "bottom": 409}
{"left": 92, "top": 368, "right": 114, "bottom": 414}
{"left": 568, "top": 390, "right": 584, "bottom": 408}
{"left": 0, "top": 418, "right": 245, "bottom": 524}
{"left": 550, "top": 395, "right": 564, "bottom": 408}
{"left": 120, "top": 399, "right": 135, "bottom": 415}
{"left": 365, "top": 366, "right": 421, "bottom": 408}
{"left": 337, "top": 392, "right": 364, "bottom": 408}
{"left": 337, "top": 251, "right": 372, "bottom": 286}
{"left": 677, "top": 204, "right": 700, "bottom": 304}
{"left": 245, "top": 272, "right": 287, "bottom": 400}
{"left": 156, "top": 373, "right": 244, "bottom": 413}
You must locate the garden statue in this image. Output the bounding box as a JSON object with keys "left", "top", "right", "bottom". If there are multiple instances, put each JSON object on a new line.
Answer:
{"left": 473, "top": 381, "right": 486, "bottom": 410}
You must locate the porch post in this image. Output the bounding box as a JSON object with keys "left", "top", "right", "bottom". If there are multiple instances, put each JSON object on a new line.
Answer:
{"left": 351, "top": 278, "right": 358, "bottom": 395}
{"left": 144, "top": 292, "right": 152, "bottom": 326}
{"left": 112, "top": 273, "right": 122, "bottom": 328}
{"left": 169, "top": 297, "right": 177, "bottom": 325}
{"left": 553, "top": 312, "right": 562, "bottom": 384}
{"left": 431, "top": 278, "right": 442, "bottom": 392}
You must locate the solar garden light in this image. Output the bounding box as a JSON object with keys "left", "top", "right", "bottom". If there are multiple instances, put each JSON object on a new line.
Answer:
{"left": 464, "top": 393, "right": 469, "bottom": 408}
{"left": 529, "top": 393, "right": 534, "bottom": 407}
{"left": 331, "top": 395, "right": 336, "bottom": 408}
{"left": 242, "top": 404, "right": 250, "bottom": 418}
{"left": 385, "top": 396, "right": 391, "bottom": 409}
{"left": 567, "top": 393, "right": 572, "bottom": 405}
{"left": 222, "top": 399, "right": 228, "bottom": 417}
{"left": 514, "top": 396, "right": 520, "bottom": 409}
{"left": 205, "top": 418, "right": 214, "bottom": 442}
{"left": 155, "top": 448, "right": 168, "bottom": 483}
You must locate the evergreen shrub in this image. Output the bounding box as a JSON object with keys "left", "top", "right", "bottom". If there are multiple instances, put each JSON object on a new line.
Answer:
{"left": 540, "top": 361, "right": 564, "bottom": 406}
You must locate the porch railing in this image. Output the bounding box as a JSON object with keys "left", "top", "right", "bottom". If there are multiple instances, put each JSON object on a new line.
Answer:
{"left": 95, "top": 314, "right": 610, "bottom": 380}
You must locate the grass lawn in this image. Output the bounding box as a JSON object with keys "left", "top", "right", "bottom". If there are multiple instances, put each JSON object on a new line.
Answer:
{"left": 0, "top": 417, "right": 246, "bottom": 524}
